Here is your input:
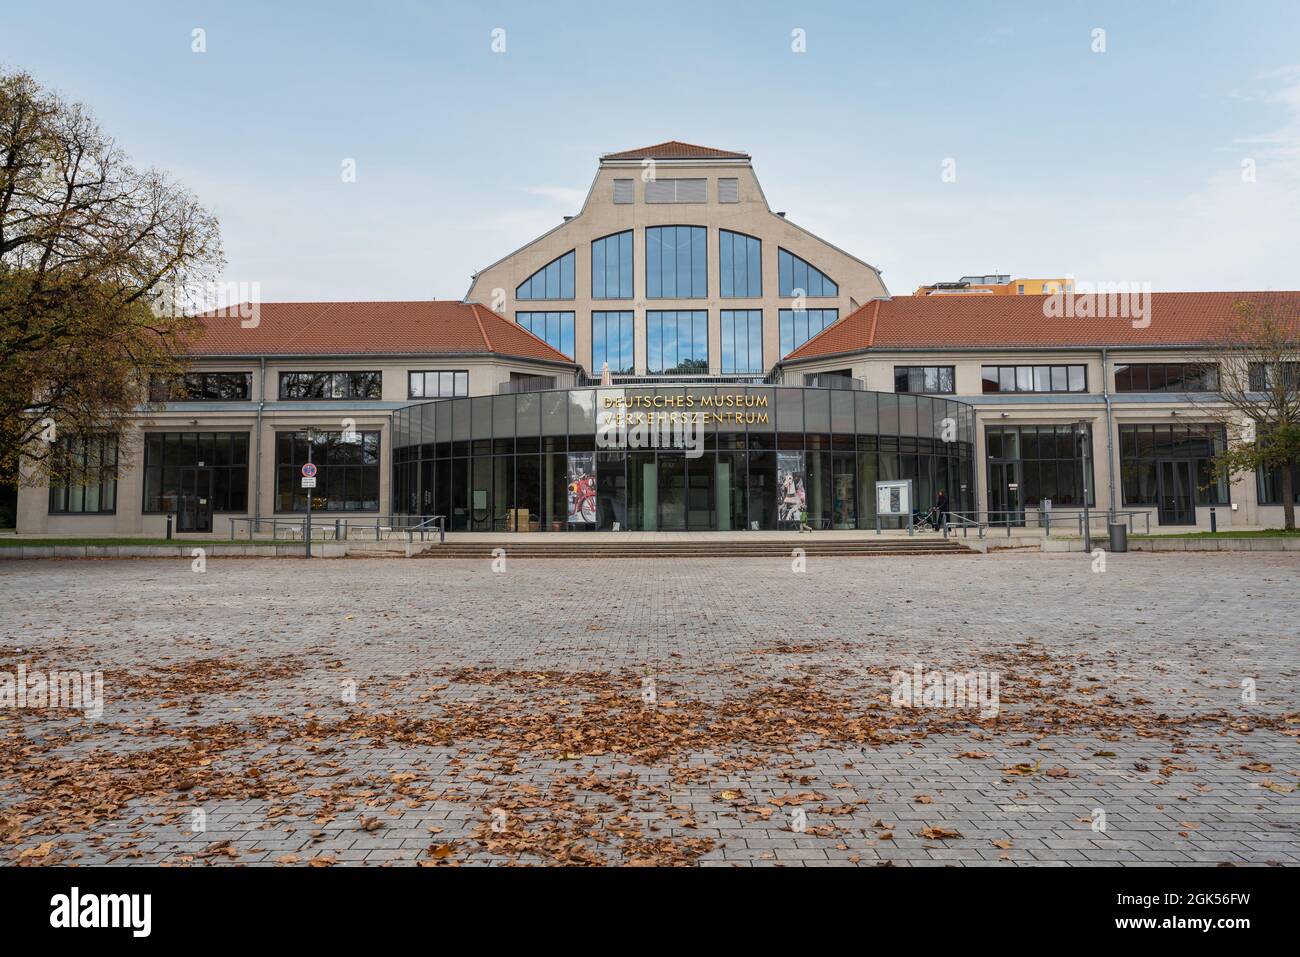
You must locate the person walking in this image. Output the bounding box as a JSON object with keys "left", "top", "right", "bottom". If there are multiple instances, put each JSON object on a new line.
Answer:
{"left": 934, "top": 489, "right": 949, "bottom": 531}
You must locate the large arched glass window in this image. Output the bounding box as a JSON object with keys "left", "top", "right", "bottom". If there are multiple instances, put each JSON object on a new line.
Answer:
{"left": 778, "top": 248, "right": 838, "bottom": 298}
{"left": 516, "top": 250, "right": 575, "bottom": 300}
{"left": 719, "top": 230, "right": 762, "bottom": 298}
{"left": 646, "top": 226, "right": 707, "bottom": 298}
{"left": 591, "top": 231, "right": 633, "bottom": 299}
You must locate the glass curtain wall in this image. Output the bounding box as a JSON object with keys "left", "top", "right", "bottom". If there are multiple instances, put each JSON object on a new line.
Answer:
{"left": 391, "top": 388, "right": 976, "bottom": 532}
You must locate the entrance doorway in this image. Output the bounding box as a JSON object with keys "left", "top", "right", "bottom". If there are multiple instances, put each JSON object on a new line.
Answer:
{"left": 987, "top": 461, "right": 1023, "bottom": 526}
{"left": 176, "top": 468, "right": 213, "bottom": 532}
{"left": 1157, "top": 459, "right": 1196, "bottom": 525}
{"left": 831, "top": 453, "right": 856, "bottom": 528}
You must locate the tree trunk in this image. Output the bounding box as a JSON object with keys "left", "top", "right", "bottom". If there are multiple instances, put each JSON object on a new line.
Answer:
{"left": 1284, "top": 459, "right": 1296, "bottom": 531}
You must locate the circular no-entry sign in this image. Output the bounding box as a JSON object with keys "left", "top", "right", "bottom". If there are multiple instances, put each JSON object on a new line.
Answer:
{"left": 301, "top": 462, "right": 318, "bottom": 478}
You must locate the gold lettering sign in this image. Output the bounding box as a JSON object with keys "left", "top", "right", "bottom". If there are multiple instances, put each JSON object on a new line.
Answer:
{"left": 601, "top": 391, "right": 769, "bottom": 425}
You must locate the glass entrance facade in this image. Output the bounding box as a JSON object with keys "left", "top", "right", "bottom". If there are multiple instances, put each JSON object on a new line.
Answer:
{"left": 392, "top": 387, "right": 976, "bottom": 532}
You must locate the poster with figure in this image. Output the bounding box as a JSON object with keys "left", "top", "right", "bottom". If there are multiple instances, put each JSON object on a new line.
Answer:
{"left": 777, "top": 452, "right": 806, "bottom": 525}
{"left": 567, "top": 453, "right": 596, "bottom": 524}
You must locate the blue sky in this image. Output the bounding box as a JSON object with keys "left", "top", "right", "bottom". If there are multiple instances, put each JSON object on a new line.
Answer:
{"left": 5, "top": 0, "right": 1299, "bottom": 299}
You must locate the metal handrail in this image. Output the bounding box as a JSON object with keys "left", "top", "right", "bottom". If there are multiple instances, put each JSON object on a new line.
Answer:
{"left": 941, "top": 512, "right": 987, "bottom": 540}
{"left": 946, "top": 509, "right": 1152, "bottom": 538}
{"left": 405, "top": 515, "right": 446, "bottom": 544}
{"left": 803, "top": 373, "right": 865, "bottom": 391}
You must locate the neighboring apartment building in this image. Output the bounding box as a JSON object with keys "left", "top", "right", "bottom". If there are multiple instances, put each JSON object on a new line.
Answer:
{"left": 13, "top": 143, "right": 1300, "bottom": 536}
{"left": 916, "top": 275, "right": 1074, "bottom": 296}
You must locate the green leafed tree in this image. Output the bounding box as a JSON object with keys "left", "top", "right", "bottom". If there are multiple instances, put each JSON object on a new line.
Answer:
{"left": 0, "top": 69, "right": 223, "bottom": 488}
{"left": 1202, "top": 296, "right": 1300, "bottom": 530}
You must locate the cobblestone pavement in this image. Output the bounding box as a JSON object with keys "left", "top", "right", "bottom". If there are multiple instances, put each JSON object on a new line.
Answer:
{"left": 1, "top": 552, "right": 1296, "bottom": 867}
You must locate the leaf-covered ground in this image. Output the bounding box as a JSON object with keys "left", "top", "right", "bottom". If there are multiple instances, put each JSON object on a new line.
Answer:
{"left": 1, "top": 553, "right": 1296, "bottom": 866}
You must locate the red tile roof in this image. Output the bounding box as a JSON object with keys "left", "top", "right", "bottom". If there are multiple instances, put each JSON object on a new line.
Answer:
{"left": 601, "top": 140, "right": 749, "bottom": 161}
{"left": 184, "top": 301, "right": 574, "bottom": 363}
{"left": 785, "top": 291, "right": 1300, "bottom": 359}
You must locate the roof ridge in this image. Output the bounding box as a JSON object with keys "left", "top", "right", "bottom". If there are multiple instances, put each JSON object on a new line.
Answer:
{"left": 867, "top": 299, "right": 881, "bottom": 348}
{"left": 468, "top": 302, "right": 494, "bottom": 352}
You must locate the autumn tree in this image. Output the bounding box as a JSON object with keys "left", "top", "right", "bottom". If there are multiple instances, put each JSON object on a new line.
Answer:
{"left": 1200, "top": 296, "right": 1300, "bottom": 530}
{"left": 0, "top": 69, "right": 223, "bottom": 487}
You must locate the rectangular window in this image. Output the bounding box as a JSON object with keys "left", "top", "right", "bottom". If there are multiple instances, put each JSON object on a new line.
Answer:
{"left": 645, "top": 226, "right": 707, "bottom": 298}
{"left": 279, "top": 371, "right": 381, "bottom": 400}
{"left": 894, "top": 366, "right": 956, "bottom": 394}
{"left": 718, "top": 178, "right": 739, "bottom": 203}
{"left": 719, "top": 230, "right": 762, "bottom": 298}
{"left": 141, "top": 432, "right": 249, "bottom": 513}
{"left": 48, "top": 435, "right": 118, "bottom": 514}
{"left": 778, "top": 308, "right": 838, "bottom": 358}
{"left": 1113, "top": 363, "right": 1219, "bottom": 392}
{"left": 516, "top": 311, "right": 575, "bottom": 359}
{"left": 1248, "top": 361, "right": 1300, "bottom": 392}
{"left": 646, "top": 310, "right": 708, "bottom": 374}
{"left": 720, "top": 310, "right": 763, "bottom": 374}
{"left": 613, "top": 179, "right": 634, "bottom": 204}
{"left": 986, "top": 424, "right": 1095, "bottom": 507}
{"left": 1258, "top": 461, "right": 1300, "bottom": 505}
{"left": 275, "top": 430, "right": 380, "bottom": 513}
{"left": 981, "top": 364, "right": 1087, "bottom": 393}
{"left": 1120, "top": 424, "right": 1228, "bottom": 506}
{"left": 408, "top": 370, "right": 468, "bottom": 399}
{"left": 591, "top": 231, "right": 633, "bottom": 299}
{"left": 150, "top": 371, "right": 252, "bottom": 402}
{"left": 644, "top": 178, "right": 706, "bottom": 203}
{"left": 592, "top": 311, "right": 634, "bottom": 375}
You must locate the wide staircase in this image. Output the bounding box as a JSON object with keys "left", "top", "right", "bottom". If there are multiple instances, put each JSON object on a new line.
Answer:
{"left": 406, "top": 536, "right": 976, "bottom": 559}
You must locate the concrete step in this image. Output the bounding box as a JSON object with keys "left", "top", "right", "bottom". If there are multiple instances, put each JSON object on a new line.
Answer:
{"left": 408, "top": 539, "right": 977, "bottom": 558}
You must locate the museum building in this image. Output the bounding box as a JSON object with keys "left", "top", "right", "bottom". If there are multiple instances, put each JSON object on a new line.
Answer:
{"left": 15, "top": 142, "right": 1300, "bottom": 536}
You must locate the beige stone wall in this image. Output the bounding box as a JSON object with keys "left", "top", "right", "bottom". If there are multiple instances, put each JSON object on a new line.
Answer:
{"left": 14, "top": 354, "right": 573, "bottom": 533}
{"left": 782, "top": 348, "right": 1266, "bottom": 527}
{"left": 466, "top": 157, "right": 888, "bottom": 374}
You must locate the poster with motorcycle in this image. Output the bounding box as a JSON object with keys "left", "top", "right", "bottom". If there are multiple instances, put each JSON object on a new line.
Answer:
{"left": 567, "top": 453, "right": 596, "bottom": 525}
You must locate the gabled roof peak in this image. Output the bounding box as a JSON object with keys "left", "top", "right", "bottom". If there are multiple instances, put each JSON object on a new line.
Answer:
{"left": 601, "top": 140, "right": 749, "bottom": 162}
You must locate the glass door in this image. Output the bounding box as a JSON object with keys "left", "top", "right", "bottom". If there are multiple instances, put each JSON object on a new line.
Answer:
{"left": 686, "top": 454, "right": 715, "bottom": 530}
{"left": 987, "top": 461, "right": 1023, "bottom": 526}
{"left": 832, "top": 452, "right": 856, "bottom": 529}
{"left": 658, "top": 454, "right": 687, "bottom": 530}
{"left": 1157, "top": 459, "right": 1196, "bottom": 525}
{"left": 177, "top": 468, "right": 213, "bottom": 532}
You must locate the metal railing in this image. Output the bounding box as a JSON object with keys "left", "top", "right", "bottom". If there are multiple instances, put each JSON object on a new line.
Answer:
{"left": 803, "top": 373, "right": 865, "bottom": 391}
{"left": 944, "top": 509, "right": 1152, "bottom": 538}
{"left": 1036, "top": 508, "right": 1152, "bottom": 536}
{"left": 229, "top": 514, "right": 448, "bottom": 543}
{"left": 576, "top": 371, "right": 780, "bottom": 387}
{"left": 497, "top": 375, "right": 571, "bottom": 394}
{"left": 940, "top": 512, "right": 987, "bottom": 539}
{"left": 404, "top": 515, "right": 446, "bottom": 544}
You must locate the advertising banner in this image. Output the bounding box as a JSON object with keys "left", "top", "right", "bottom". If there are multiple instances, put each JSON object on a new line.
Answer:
{"left": 567, "top": 453, "right": 596, "bottom": 524}
{"left": 777, "top": 452, "right": 806, "bottom": 525}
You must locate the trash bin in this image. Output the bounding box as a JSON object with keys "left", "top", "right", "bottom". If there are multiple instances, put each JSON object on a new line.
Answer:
{"left": 1108, "top": 521, "right": 1128, "bottom": 553}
